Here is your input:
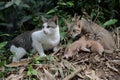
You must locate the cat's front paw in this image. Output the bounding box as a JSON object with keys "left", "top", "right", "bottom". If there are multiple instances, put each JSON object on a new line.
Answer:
{"left": 41, "top": 53, "right": 46, "bottom": 57}
{"left": 12, "top": 57, "right": 19, "bottom": 62}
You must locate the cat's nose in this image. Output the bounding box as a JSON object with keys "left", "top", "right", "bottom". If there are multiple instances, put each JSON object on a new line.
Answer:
{"left": 43, "top": 29, "right": 48, "bottom": 34}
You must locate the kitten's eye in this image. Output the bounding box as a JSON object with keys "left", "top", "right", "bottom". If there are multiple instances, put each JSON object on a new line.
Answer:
{"left": 73, "top": 30, "right": 76, "bottom": 32}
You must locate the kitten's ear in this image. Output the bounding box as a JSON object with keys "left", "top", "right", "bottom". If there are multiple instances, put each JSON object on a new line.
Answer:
{"left": 53, "top": 16, "right": 58, "bottom": 24}
{"left": 72, "top": 13, "right": 77, "bottom": 21}
{"left": 77, "top": 16, "right": 80, "bottom": 21}
{"left": 77, "top": 20, "right": 81, "bottom": 28}
{"left": 41, "top": 16, "right": 47, "bottom": 22}
{"left": 72, "top": 13, "right": 80, "bottom": 22}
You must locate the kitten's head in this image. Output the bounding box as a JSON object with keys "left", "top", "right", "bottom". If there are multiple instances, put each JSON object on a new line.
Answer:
{"left": 41, "top": 16, "right": 58, "bottom": 35}
{"left": 67, "top": 20, "right": 82, "bottom": 38}
{"left": 65, "top": 14, "right": 84, "bottom": 38}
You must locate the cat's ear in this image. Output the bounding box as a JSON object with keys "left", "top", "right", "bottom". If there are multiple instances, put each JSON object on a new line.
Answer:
{"left": 77, "top": 20, "right": 81, "bottom": 28}
{"left": 72, "top": 13, "right": 80, "bottom": 22}
{"left": 72, "top": 13, "right": 77, "bottom": 21}
{"left": 77, "top": 20, "right": 83, "bottom": 31}
{"left": 53, "top": 16, "right": 58, "bottom": 24}
{"left": 41, "top": 16, "right": 47, "bottom": 22}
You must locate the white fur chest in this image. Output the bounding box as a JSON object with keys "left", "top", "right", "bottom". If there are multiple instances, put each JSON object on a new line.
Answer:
{"left": 41, "top": 33, "right": 60, "bottom": 50}
{"left": 32, "top": 27, "right": 60, "bottom": 50}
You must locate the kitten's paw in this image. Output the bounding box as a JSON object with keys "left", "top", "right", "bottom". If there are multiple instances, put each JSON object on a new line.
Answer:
{"left": 63, "top": 54, "right": 69, "bottom": 59}
{"left": 81, "top": 47, "right": 90, "bottom": 52}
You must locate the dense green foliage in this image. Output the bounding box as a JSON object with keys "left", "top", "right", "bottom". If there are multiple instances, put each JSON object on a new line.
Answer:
{"left": 0, "top": 0, "right": 119, "bottom": 78}
{"left": 0, "top": 0, "right": 119, "bottom": 42}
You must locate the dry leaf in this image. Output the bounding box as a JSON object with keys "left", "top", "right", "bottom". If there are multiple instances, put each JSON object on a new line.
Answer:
{"left": 18, "top": 67, "right": 25, "bottom": 74}
{"left": 6, "top": 59, "right": 32, "bottom": 67}
{"left": 58, "top": 67, "right": 64, "bottom": 78}
{"left": 62, "top": 59, "right": 75, "bottom": 70}
{"left": 6, "top": 74, "right": 24, "bottom": 80}
{"left": 63, "top": 68, "right": 82, "bottom": 80}
{"left": 108, "top": 60, "right": 120, "bottom": 65}
{"left": 106, "top": 62, "right": 119, "bottom": 73}
{"left": 85, "top": 69, "right": 102, "bottom": 80}
{"left": 43, "top": 68, "right": 55, "bottom": 80}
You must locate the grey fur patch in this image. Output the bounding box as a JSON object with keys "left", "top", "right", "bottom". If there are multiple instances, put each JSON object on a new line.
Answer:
{"left": 6, "top": 30, "right": 39, "bottom": 52}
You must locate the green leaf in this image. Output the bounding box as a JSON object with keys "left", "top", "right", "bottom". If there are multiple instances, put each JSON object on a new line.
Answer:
{"left": 31, "top": 70, "right": 37, "bottom": 75}
{"left": 60, "top": 32, "right": 67, "bottom": 40}
{"left": 5, "top": 1, "right": 13, "bottom": 8}
{"left": 12, "top": 0, "right": 21, "bottom": 5}
{"left": 20, "top": 15, "right": 32, "bottom": 25}
{"left": 28, "top": 65, "right": 33, "bottom": 72}
{"left": 58, "top": 1, "right": 74, "bottom": 7}
{"left": 46, "top": 55, "right": 51, "bottom": 61}
{"left": 32, "top": 78, "right": 36, "bottom": 80}
{"left": 67, "top": 2, "right": 74, "bottom": 7}
{"left": 0, "top": 33, "right": 11, "bottom": 37}
{"left": 0, "top": 62, "right": 4, "bottom": 67}
{"left": 27, "top": 71, "right": 31, "bottom": 76}
{"left": 60, "top": 2, "right": 66, "bottom": 6}
{"left": 47, "top": 9, "right": 56, "bottom": 15}
{"left": 35, "top": 61, "right": 40, "bottom": 64}
{"left": 61, "top": 27, "right": 67, "bottom": 31}
{"left": 0, "top": 23, "right": 13, "bottom": 27}
{"left": 0, "top": 2, "right": 6, "bottom": 10}
{"left": 35, "top": 56, "right": 41, "bottom": 61}
{"left": 20, "top": 4, "right": 30, "bottom": 8}
{"left": 27, "top": 65, "right": 37, "bottom": 76}
{"left": 0, "top": 42, "right": 7, "bottom": 49}
{"left": 0, "top": 72, "right": 3, "bottom": 78}
{"left": 103, "top": 19, "right": 118, "bottom": 27}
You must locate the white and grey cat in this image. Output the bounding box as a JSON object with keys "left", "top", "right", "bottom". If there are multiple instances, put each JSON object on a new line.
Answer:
{"left": 7, "top": 16, "right": 60, "bottom": 62}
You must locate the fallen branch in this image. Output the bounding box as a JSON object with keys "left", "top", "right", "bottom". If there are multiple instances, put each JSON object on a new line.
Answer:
{"left": 106, "top": 62, "right": 120, "bottom": 74}
{"left": 5, "top": 58, "right": 32, "bottom": 67}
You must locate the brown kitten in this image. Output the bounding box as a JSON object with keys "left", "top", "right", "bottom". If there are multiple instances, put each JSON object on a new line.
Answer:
{"left": 64, "top": 35, "right": 104, "bottom": 59}
{"left": 66, "top": 15, "right": 115, "bottom": 53}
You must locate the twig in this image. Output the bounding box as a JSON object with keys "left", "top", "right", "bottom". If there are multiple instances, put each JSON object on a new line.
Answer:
{"left": 106, "top": 62, "right": 120, "bottom": 75}
{"left": 117, "top": 28, "right": 119, "bottom": 49}
{"left": 63, "top": 68, "right": 81, "bottom": 80}
{"left": 93, "top": 7, "right": 100, "bottom": 22}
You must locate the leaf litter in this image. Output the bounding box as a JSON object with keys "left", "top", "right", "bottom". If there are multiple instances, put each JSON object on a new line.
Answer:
{"left": 2, "top": 27, "right": 120, "bottom": 80}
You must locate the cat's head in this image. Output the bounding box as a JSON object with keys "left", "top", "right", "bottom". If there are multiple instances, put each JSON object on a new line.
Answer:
{"left": 66, "top": 20, "right": 82, "bottom": 38}
{"left": 65, "top": 14, "right": 83, "bottom": 38}
{"left": 41, "top": 16, "right": 58, "bottom": 35}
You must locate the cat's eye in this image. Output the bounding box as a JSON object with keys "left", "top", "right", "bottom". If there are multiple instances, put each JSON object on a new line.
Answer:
{"left": 73, "top": 30, "right": 76, "bottom": 32}
{"left": 47, "top": 26, "right": 50, "bottom": 28}
{"left": 42, "top": 26, "right": 44, "bottom": 28}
